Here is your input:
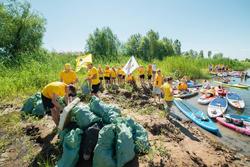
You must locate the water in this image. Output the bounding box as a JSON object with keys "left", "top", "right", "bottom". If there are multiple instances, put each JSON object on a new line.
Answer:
{"left": 179, "top": 69, "right": 250, "bottom": 156}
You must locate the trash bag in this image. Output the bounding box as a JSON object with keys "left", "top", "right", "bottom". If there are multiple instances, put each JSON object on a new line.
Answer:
{"left": 114, "top": 117, "right": 150, "bottom": 154}
{"left": 82, "top": 81, "right": 91, "bottom": 95}
{"left": 71, "top": 103, "right": 101, "bottom": 129}
{"left": 89, "top": 96, "right": 121, "bottom": 124}
{"left": 57, "top": 96, "right": 67, "bottom": 108}
{"left": 21, "top": 92, "right": 41, "bottom": 114}
{"left": 93, "top": 124, "right": 116, "bottom": 167}
{"left": 116, "top": 123, "right": 135, "bottom": 167}
{"left": 31, "top": 100, "right": 45, "bottom": 117}
{"left": 56, "top": 128, "right": 83, "bottom": 167}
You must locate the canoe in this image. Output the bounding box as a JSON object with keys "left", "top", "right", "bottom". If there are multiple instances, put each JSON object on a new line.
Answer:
{"left": 208, "top": 97, "right": 228, "bottom": 118}
{"left": 198, "top": 94, "right": 215, "bottom": 105}
{"left": 216, "top": 117, "right": 250, "bottom": 136}
{"left": 187, "top": 81, "right": 202, "bottom": 88}
{"left": 174, "top": 98, "right": 219, "bottom": 134}
{"left": 214, "top": 81, "right": 248, "bottom": 89}
{"left": 225, "top": 114, "right": 250, "bottom": 122}
{"left": 173, "top": 89, "right": 198, "bottom": 98}
{"left": 226, "top": 92, "right": 245, "bottom": 109}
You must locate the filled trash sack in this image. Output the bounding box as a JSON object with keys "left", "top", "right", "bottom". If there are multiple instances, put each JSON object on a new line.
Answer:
{"left": 70, "top": 102, "right": 101, "bottom": 129}
{"left": 89, "top": 96, "right": 121, "bottom": 124}
{"left": 56, "top": 128, "right": 83, "bottom": 167}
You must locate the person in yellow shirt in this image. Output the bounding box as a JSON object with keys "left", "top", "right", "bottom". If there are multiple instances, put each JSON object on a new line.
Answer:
{"left": 121, "top": 66, "right": 126, "bottom": 85}
{"left": 86, "top": 63, "right": 100, "bottom": 96}
{"left": 41, "top": 81, "right": 77, "bottom": 125}
{"left": 153, "top": 69, "right": 163, "bottom": 102}
{"left": 177, "top": 79, "right": 188, "bottom": 92}
{"left": 104, "top": 65, "right": 111, "bottom": 88}
{"left": 60, "top": 63, "right": 78, "bottom": 85}
{"left": 126, "top": 73, "right": 138, "bottom": 91}
{"left": 117, "top": 67, "right": 125, "bottom": 85}
{"left": 110, "top": 67, "right": 117, "bottom": 85}
{"left": 98, "top": 65, "right": 104, "bottom": 84}
{"left": 138, "top": 66, "right": 145, "bottom": 85}
{"left": 161, "top": 77, "right": 174, "bottom": 115}
{"left": 147, "top": 64, "right": 153, "bottom": 83}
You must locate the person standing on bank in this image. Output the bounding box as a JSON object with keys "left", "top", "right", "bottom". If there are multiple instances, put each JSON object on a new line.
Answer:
{"left": 60, "top": 63, "right": 78, "bottom": 85}
{"left": 86, "top": 63, "right": 100, "bottom": 97}
{"left": 161, "top": 77, "right": 174, "bottom": 117}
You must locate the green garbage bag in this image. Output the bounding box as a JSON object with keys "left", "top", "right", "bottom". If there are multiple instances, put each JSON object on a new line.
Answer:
{"left": 57, "top": 96, "right": 67, "bottom": 108}
{"left": 114, "top": 117, "right": 150, "bottom": 154}
{"left": 116, "top": 123, "right": 135, "bottom": 167}
{"left": 56, "top": 128, "right": 83, "bottom": 167}
{"left": 31, "top": 100, "right": 45, "bottom": 117}
{"left": 71, "top": 103, "right": 101, "bottom": 129}
{"left": 89, "top": 96, "right": 121, "bottom": 124}
{"left": 82, "top": 81, "right": 91, "bottom": 95}
{"left": 93, "top": 124, "right": 116, "bottom": 167}
{"left": 21, "top": 92, "right": 41, "bottom": 114}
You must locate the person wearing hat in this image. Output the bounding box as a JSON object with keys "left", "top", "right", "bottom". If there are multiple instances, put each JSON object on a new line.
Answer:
{"left": 104, "top": 65, "right": 111, "bottom": 88}
{"left": 138, "top": 65, "right": 145, "bottom": 85}
{"left": 42, "top": 82, "right": 77, "bottom": 125}
{"left": 161, "top": 77, "right": 174, "bottom": 116}
{"left": 86, "top": 63, "right": 100, "bottom": 96}
{"left": 60, "top": 63, "right": 78, "bottom": 85}
{"left": 147, "top": 64, "right": 153, "bottom": 83}
{"left": 153, "top": 69, "right": 163, "bottom": 102}
{"left": 110, "top": 67, "right": 117, "bottom": 85}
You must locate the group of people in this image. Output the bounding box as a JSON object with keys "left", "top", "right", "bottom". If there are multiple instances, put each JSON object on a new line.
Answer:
{"left": 41, "top": 63, "right": 175, "bottom": 126}
{"left": 209, "top": 64, "right": 230, "bottom": 73}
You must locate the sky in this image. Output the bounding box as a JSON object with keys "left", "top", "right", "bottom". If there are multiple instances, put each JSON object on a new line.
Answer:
{"left": 28, "top": 0, "right": 250, "bottom": 60}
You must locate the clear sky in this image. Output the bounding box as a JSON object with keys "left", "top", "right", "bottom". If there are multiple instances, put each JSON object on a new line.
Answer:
{"left": 29, "top": 0, "right": 250, "bottom": 59}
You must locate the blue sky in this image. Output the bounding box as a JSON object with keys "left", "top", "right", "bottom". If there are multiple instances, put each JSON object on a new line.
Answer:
{"left": 29, "top": 0, "right": 250, "bottom": 59}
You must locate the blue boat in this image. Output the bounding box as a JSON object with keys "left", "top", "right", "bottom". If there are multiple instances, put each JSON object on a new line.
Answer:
{"left": 225, "top": 114, "right": 250, "bottom": 122}
{"left": 174, "top": 98, "right": 219, "bottom": 134}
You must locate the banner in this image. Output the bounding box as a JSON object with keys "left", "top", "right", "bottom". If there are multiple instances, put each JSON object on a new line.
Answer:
{"left": 75, "top": 54, "right": 92, "bottom": 72}
{"left": 123, "top": 56, "right": 139, "bottom": 75}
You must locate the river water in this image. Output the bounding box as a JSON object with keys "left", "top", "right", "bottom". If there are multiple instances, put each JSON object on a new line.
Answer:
{"left": 175, "top": 69, "right": 250, "bottom": 156}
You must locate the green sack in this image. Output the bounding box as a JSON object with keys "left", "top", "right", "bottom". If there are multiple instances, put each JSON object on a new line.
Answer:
{"left": 57, "top": 96, "right": 67, "bottom": 108}
{"left": 89, "top": 96, "right": 121, "bottom": 124}
{"left": 21, "top": 92, "right": 41, "bottom": 114}
{"left": 93, "top": 124, "right": 116, "bottom": 167}
{"left": 71, "top": 103, "right": 101, "bottom": 129}
{"left": 31, "top": 100, "right": 45, "bottom": 117}
{"left": 114, "top": 117, "right": 150, "bottom": 154}
{"left": 56, "top": 128, "right": 83, "bottom": 167}
{"left": 116, "top": 123, "right": 135, "bottom": 167}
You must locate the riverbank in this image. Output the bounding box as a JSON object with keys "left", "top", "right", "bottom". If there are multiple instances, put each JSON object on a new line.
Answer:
{"left": 0, "top": 88, "right": 250, "bottom": 166}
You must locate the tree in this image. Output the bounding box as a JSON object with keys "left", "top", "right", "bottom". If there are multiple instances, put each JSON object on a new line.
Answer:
{"left": 173, "top": 39, "right": 181, "bottom": 55}
{"left": 85, "top": 27, "right": 120, "bottom": 59}
{"left": 162, "top": 37, "right": 174, "bottom": 56}
{"left": 124, "top": 33, "right": 142, "bottom": 57}
{"left": 138, "top": 37, "right": 150, "bottom": 61}
{"left": 199, "top": 50, "right": 204, "bottom": 58}
{"left": 208, "top": 51, "right": 212, "bottom": 58}
{"left": 146, "top": 30, "right": 159, "bottom": 60}
{"left": 213, "top": 53, "right": 223, "bottom": 59}
{"left": 0, "top": 0, "right": 46, "bottom": 63}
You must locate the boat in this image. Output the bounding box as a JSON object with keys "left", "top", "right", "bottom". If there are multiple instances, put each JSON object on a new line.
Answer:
{"left": 187, "top": 81, "right": 202, "bottom": 88}
{"left": 225, "top": 114, "right": 250, "bottom": 122}
{"left": 174, "top": 98, "right": 219, "bottom": 134}
{"left": 208, "top": 97, "right": 228, "bottom": 118}
{"left": 214, "top": 81, "right": 249, "bottom": 89}
{"left": 216, "top": 117, "right": 250, "bottom": 136}
{"left": 198, "top": 94, "right": 215, "bottom": 105}
{"left": 200, "top": 88, "right": 208, "bottom": 94}
{"left": 217, "top": 72, "right": 228, "bottom": 77}
{"left": 173, "top": 89, "right": 199, "bottom": 99}
{"left": 215, "top": 86, "right": 228, "bottom": 97}
{"left": 226, "top": 92, "right": 245, "bottom": 109}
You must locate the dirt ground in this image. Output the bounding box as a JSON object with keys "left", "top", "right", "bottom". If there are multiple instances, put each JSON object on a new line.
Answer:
{"left": 0, "top": 87, "right": 250, "bottom": 167}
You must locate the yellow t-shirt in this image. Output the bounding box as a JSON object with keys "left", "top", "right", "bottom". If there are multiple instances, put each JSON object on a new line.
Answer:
{"left": 60, "top": 70, "right": 77, "bottom": 85}
{"left": 154, "top": 74, "right": 163, "bottom": 87}
{"left": 104, "top": 69, "right": 111, "bottom": 77}
{"left": 121, "top": 70, "right": 126, "bottom": 76}
{"left": 42, "top": 82, "right": 67, "bottom": 99}
{"left": 177, "top": 83, "right": 188, "bottom": 91}
{"left": 126, "top": 75, "right": 134, "bottom": 82}
{"left": 117, "top": 69, "right": 123, "bottom": 75}
{"left": 111, "top": 69, "right": 117, "bottom": 78}
{"left": 98, "top": 68, "right": 103, "bottom": 78}
{"left": 138, "top": 67, "right": 145, "bottom": 75}
{"left": 88, "top": 67, "right": 100, "bottom": 85}
{"left": 147, "top": 67, "right": 153, "bottom": 76}
{"left": 161, "top": 83, "right": 173, "bottom": 101}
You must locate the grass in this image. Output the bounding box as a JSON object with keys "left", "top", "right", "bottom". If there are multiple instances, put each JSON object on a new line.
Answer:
{"left": 0, "top": 52, "right": 249, "bottom": 102}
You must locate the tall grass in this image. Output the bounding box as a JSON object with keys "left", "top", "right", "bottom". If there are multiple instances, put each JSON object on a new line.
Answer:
{"left": 0, "top": 53, "right": 249, "bottom": 102}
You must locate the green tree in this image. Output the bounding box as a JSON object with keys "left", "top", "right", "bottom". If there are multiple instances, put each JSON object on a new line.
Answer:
{"left": 173, "top": 39, "right": 181, "bottom": 55}
{"left": 213, "top": 53, "right": 223, "bottom": 59}
{"left": 85, "top": 27, "right": 120, "bottom": 59}
{"left": 0, "top": 0, "right": 46, "bottom": 63}
{"left": 208, "top": 51, "right": 212, "bottom": 58}
{"left": 138, "top": 37, "right": 150, "bottom": 61}
{"left": 199, "top": 50, "right": 204, "bottom": 58}
{"left": 146, "top": 30, "right": 159, "bottom": 60}
{"left": 162, "top": 37, "right": 174, "bottom": 55}
{"left": 124, "top": 33, "right": 142, "bottom": 57}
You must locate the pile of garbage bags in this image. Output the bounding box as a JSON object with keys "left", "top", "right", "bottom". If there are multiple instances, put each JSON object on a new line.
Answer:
{"left": 57, "top": 96, "right": 150, "bottom": 167}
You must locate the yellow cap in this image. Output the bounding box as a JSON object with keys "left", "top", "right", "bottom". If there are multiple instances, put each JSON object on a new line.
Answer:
{"left": 64, "top": 63, "right": 71, "bottom": 70}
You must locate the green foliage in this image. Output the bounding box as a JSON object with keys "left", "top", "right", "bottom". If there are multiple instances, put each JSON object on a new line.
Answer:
{"left": 0, "top": 0, "right": 46, "bottom": 64}
{"left": 85, "top": 27, "right": 120, "bottom": 60}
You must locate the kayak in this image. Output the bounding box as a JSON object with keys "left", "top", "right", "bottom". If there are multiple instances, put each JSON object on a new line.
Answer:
{"left": 200, "top": 88, "right": 208, "bottom": 94}
{"left": 173, "top": 89, "right": 198, "bottom": 99}
{"left": 215, "top": 87, "right": 228, "bottom": 97}
{"left": 217, "top": 72, "right": 228, "bottom": 77}
{"left": 216, "top": 117, "right": 250, "bottom": 136}
{"left": 225, "top": 114, "right": 250, "bottom": 122}
{"left": 214, "top": 81, "right": 248, "bottom": 89}
{"left": 208, "top": 97, "right": 228, "bottom": 118}
{"left": 187, "top": 81, "right": 202, "bottom": 88}
{"left": 226, "top": 92, "right": 245, "bottom": 109}
{"left": 198, "top": 94, "right": 215, "bottom": 105}
{"left": 174, "top": 98, "right": 219, "bottom": 134}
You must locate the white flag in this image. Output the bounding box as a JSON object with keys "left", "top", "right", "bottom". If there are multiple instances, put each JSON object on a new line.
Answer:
{"left": 123, "top": 56, "right": 139, "bottom": 75}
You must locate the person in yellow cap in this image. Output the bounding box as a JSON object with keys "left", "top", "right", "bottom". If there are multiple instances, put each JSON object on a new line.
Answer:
{"left": 161, "top": 77, "right": 174, "bottom": 116}
{"left": 60, "top": 63, "right": 78, "bottom": 85}
{"left": 147, "top": 64, "right": 153, "bottom": 83}
{"left": 41, "top": 82, "right": 77, "bottom": 125}
{"left": 177, "top": 78, "right": 188, "bottom": 92}
{"left": 104, "top": 65, "right": 111, "bottom": 88}
{"left": 153, "top": 69, "right": 163, "bottom": 102}
{"left": 98, "top": 64, "right": 104, "bottom": 85}
{"left": 138, "top": 65, "right": 145, "bottom": 85}
{"left": 117, "top": 67, "right": 124, "bottom": 86}
{"left": 121, "top": 66, "right": 126, "bottom": 85}
{"left": 110, "top": 67, "right": 117, "bottom": 85}
{"left": 86, "top": 63, "right": 100, "bottom": 96}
